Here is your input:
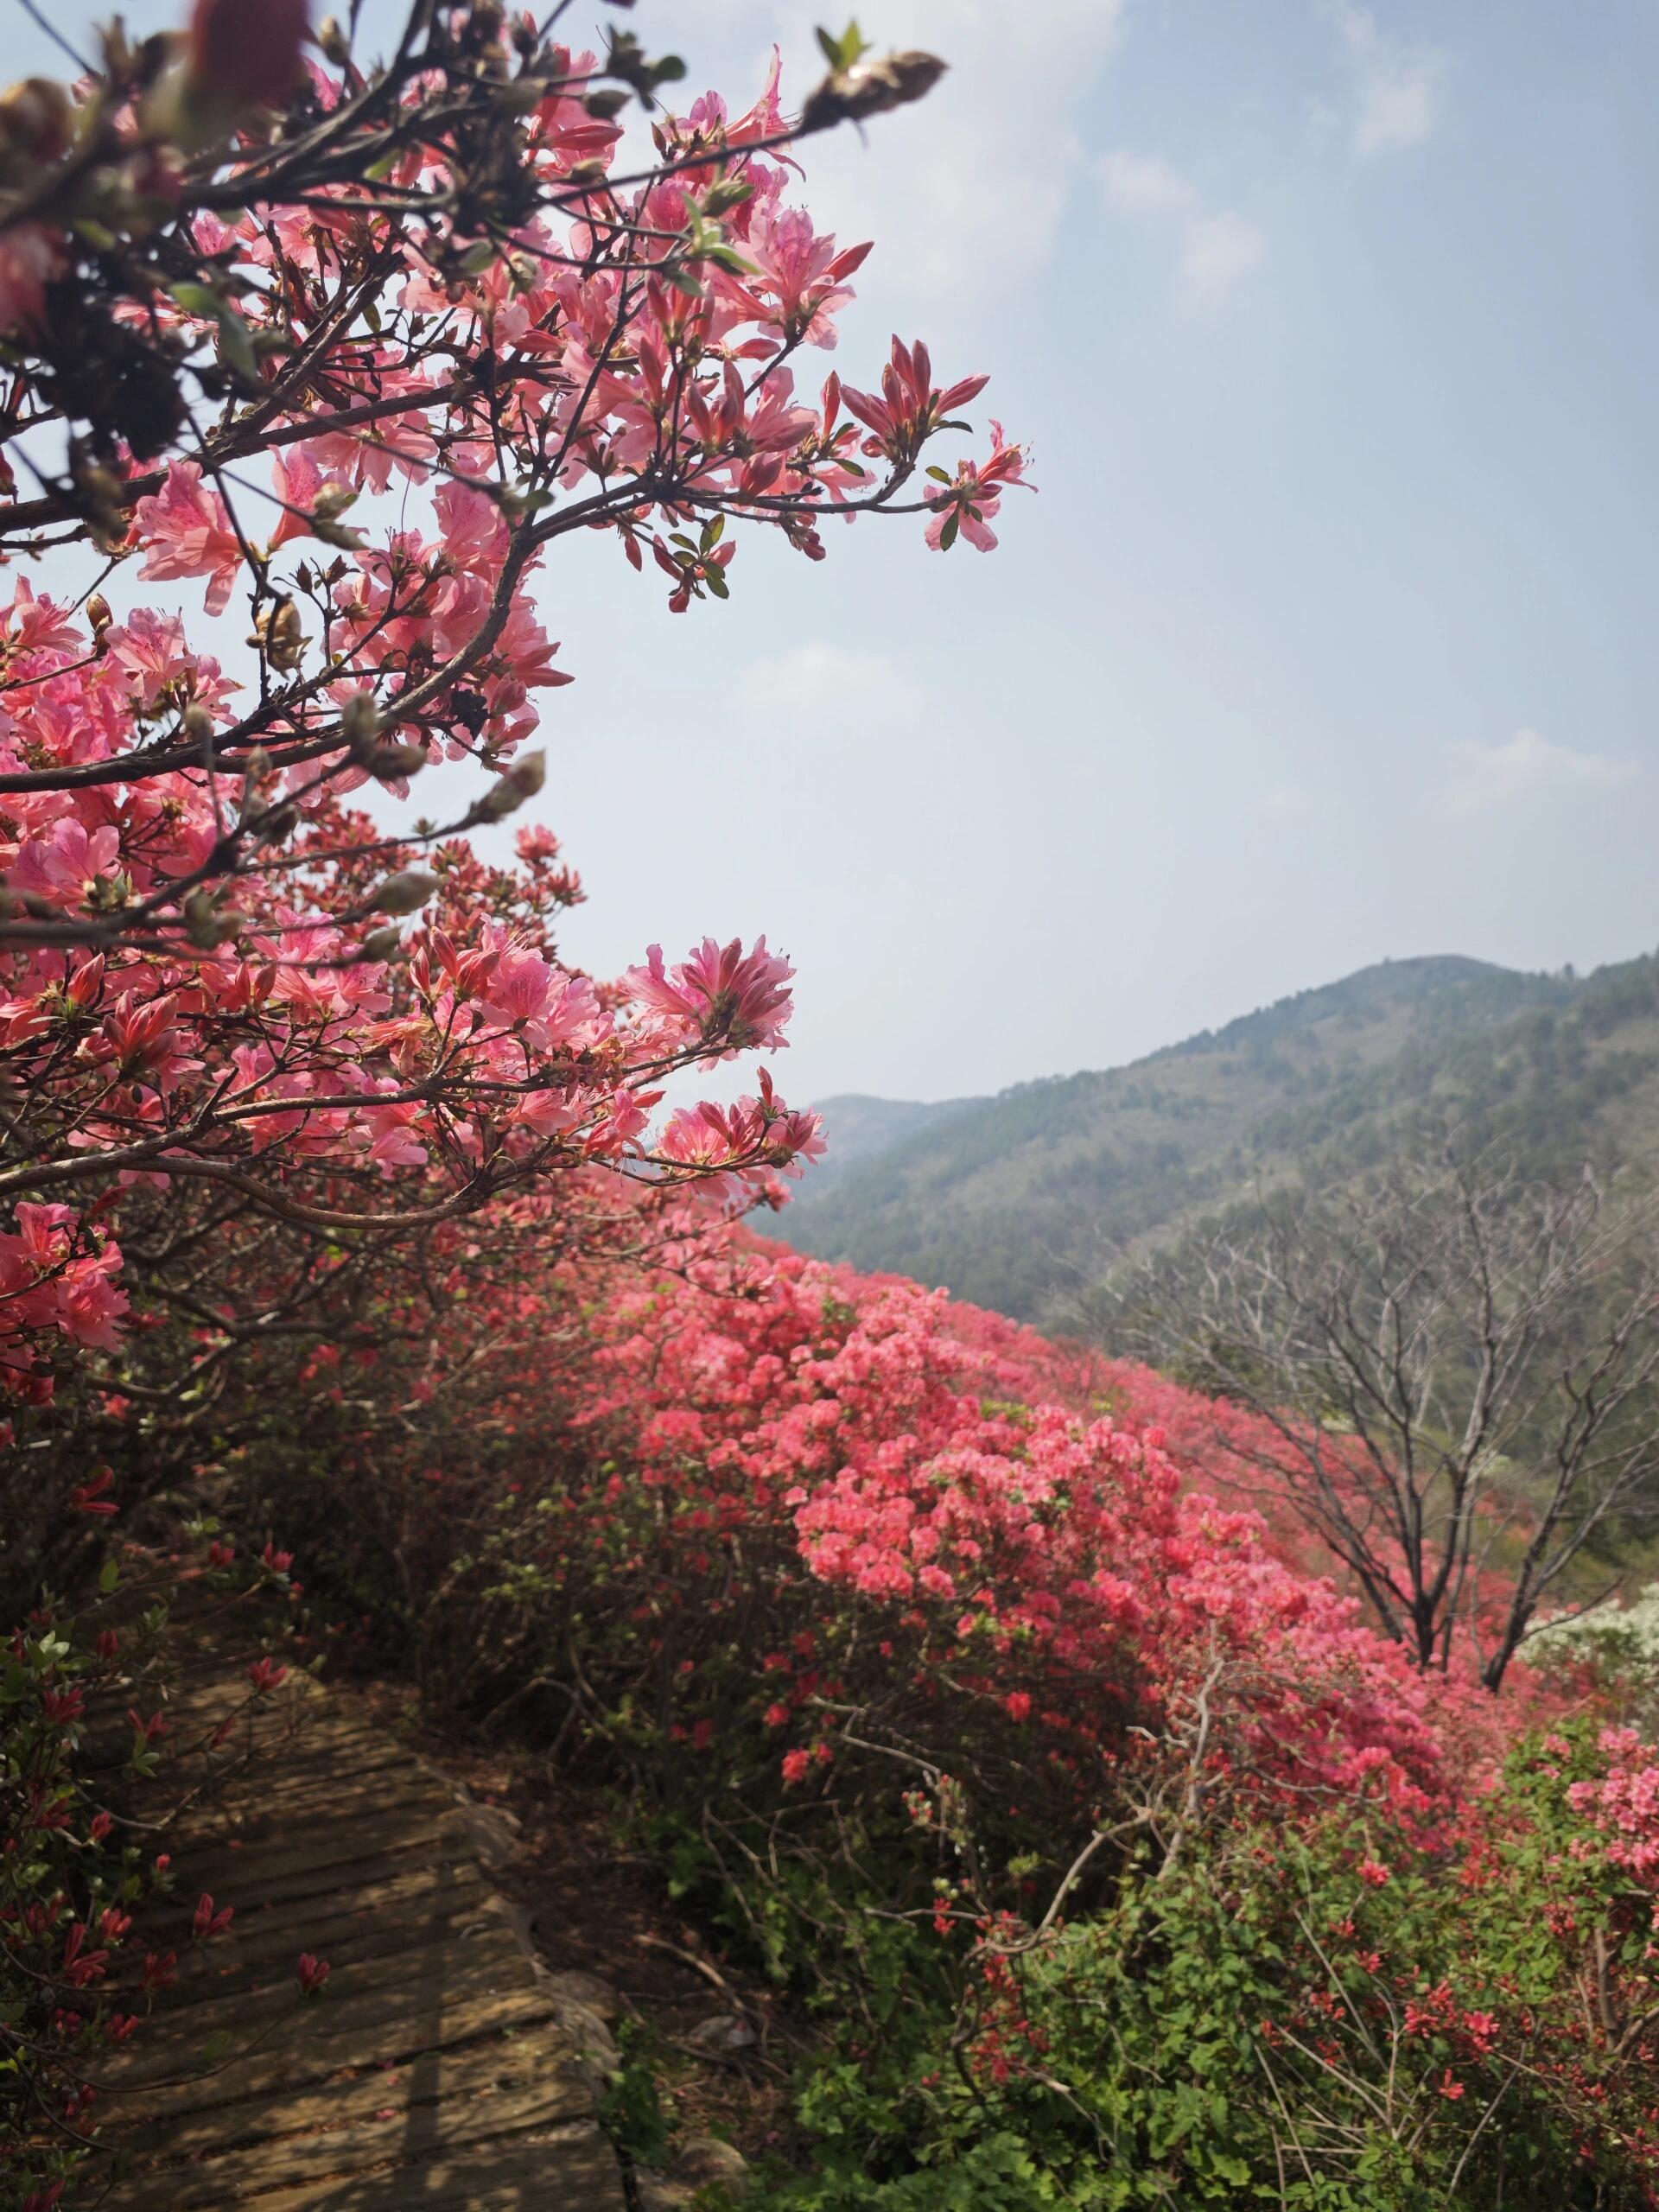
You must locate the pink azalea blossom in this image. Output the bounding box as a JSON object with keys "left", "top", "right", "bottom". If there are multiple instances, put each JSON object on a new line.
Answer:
{"left": 625, "top": 936, "right": 794, "bottom": 1052}
{"left": 133, "top": 462, "right": 244, "bottom": 615}
{"left": 842, "top": 337, "right": 988, "bottom": 464}
{"left": 924, "top": 423, "right": 1033, "bottom": 554}
{"left": 6, "top": 818, "right": 121, "bottom": 909}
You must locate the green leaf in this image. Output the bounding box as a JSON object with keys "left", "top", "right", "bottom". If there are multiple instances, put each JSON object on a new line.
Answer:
{"left": 99, "top": 1557, "right": 121, "bottom": 1594}
{"left": 169, "top": 282, "right": 257, "bottom": 379}
{"left": 816, "top": 22, "right": 868, "bottom": 70}
{"left": 168, "top": 282, "right": 221, "bottom": 320}
{"left": 693, "top": 242, "right": 759, "bottom": 278}
{"left": 215, "top": 308, "right": 257, "bottom": 380}
{"left": 701, "top": 176, "right": 753, "bottom": 217}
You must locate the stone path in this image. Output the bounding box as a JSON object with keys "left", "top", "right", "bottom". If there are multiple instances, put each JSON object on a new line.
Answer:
{"left": 98, "top": 1642, "right": 626, "bottom": 2210}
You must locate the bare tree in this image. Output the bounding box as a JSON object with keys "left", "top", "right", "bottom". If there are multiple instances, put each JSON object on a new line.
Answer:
{"left": 1114, "top": 1154, "right": 1659, "bottom": 1688}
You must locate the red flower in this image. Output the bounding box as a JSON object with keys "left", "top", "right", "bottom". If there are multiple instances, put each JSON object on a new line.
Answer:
{"left": 70, "top": 1468, "right": 117, "bottom": 1516}
{"left": 193, "top": 1892, "right": 234, "bottom": 1942}
{"left": 296, "top": 1952, "right": 330, "bottom": 1995}
{"left": 141, "top": 1950, "right": 177, "bottom": 1992}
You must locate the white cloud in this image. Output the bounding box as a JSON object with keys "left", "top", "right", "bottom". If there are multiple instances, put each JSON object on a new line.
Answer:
{"left": 1098, "top": 152, "right": 1265, "bottom": 314}
{"left": 1445, "top": 729, "right": 1632, "bottom": 815}
{"left": 1323, "top": 0, "right": 1448, "bottom": 157}
{"left": 733, "top": 642, "right": 925, "bottom": 740}
{"left": 1179, "top": 211, "right": 1268, "bottom": 312}
{"left": 1098, "top": 150, "right": 1199, "bottom": 225}
{"left": 698, "top": 2, "right": 1129, "bottom": 296}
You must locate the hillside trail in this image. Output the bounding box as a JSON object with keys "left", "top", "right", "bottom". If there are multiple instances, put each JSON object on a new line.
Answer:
{"left": 93, "top": 1619, "right": 629, "bottom": 2211}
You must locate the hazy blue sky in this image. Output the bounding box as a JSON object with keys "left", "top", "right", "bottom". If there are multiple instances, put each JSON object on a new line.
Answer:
{"left": 23, "top": 2, "right": 1659, "bottom": 1103}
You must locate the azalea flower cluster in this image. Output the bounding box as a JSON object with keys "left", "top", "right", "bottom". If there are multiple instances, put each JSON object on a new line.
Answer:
{"left": 1569, "top": 1727, "right": 1659, "bottom": 1885}
{"left": 0, "top": 582, "right": 817, "bottom": 1404}
{"left": 0, "top": 3, "right": 1020, "bottom": 1435}
{"left": 562, "top": 1257, "right": 1659, "bottom": 2189}
{"left": 567, "top": 1246, "right": 1459, "bottom": 1818}
{"left": 0, "top": 2, "right": 1022, "bottom": 908}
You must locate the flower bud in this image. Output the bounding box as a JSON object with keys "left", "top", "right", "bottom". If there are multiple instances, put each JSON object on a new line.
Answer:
{"left": 64, "top": 957, "right": 105, "bottom": 1009}
{"left": 181, "top": 703, "right": 214, "bottom": 745}
{"left": 317, "top": 16, "right": 351, "bottom": 67}
{"left": 463, "top": 750, "right": 546, "bottom": 826}
{"left": 364, "top": 741, "right": 429, "bottom": 783}
{"left": 802, "top": 50, "right": 946, "bottom": 132}
{"left": 370, "top": 869, "right": 441, "bottom": 916}
{"left": 361, "top": 925, "right": 404, "bottom": 961}
{"left": 184, "top": 889, "right": 243, "bottom": 950}
{"left": 340, "top": 690, "right": 380, "bottom": 749}
{"left": 85, "top": 593, "right": 112, "bottom": 634}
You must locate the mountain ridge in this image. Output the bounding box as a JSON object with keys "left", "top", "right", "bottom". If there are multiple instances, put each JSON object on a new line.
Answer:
{"left": 775, "top": 950, "right": 1659, "bottom": 1329}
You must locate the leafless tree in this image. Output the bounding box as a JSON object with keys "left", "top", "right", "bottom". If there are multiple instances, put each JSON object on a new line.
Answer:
{"left": 1112, "top": 1154, "right": 1659, "bottom": 1688}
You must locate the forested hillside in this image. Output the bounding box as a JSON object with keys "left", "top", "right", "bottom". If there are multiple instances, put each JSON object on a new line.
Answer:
{"left": 779, "top": 950, "right": 1659, "bottom": 1325}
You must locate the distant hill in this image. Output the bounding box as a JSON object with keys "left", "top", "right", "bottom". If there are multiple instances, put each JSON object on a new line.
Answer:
{"left": 801, "top": 1094, "right": 977, "bottom": 1194}
{"left": 773, "top": 951, "right": 1659, "bottom": 1330}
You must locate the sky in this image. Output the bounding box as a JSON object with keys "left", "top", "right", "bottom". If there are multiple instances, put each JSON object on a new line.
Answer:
{"left": 21, "top": 1, "right": 1659, "bottom": 1104}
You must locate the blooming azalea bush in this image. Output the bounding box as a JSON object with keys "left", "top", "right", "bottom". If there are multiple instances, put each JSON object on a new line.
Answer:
{"left": 229, "top": 1227, "right": 1659, "bottom": 2203}
{"left": 796, "top": 1722, "right": 1659, "bottom": 2211}
{"left": 260, "top": 1235, "right": 1460, "bottom": 1815}
{"left": 1529, "top": 1587, "right": 1659, "bottom": 1727}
